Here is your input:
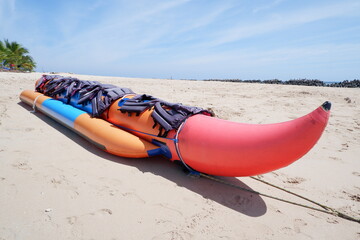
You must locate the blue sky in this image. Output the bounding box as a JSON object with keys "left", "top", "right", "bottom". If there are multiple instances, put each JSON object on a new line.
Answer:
{"left": 1, "top": 0, "right": 359, "bottom": 81}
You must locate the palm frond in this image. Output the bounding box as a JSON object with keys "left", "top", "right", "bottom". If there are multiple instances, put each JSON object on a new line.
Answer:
{"left": 1, "top": 39, "right": 36, "bottom": 71}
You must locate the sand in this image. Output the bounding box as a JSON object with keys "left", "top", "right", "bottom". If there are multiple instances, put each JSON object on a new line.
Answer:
{"left": 0, "top": 72, "right": 359, "bottom": 239}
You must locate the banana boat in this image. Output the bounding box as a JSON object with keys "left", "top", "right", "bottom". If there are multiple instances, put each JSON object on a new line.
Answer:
{"left": 19, "top": 75, "right": 331, "bottom": 177}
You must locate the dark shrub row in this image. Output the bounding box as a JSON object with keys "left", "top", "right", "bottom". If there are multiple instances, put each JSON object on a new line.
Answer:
{"left": 204, "top": 78, "right": 360, "bottom": 88}
{"left": 326, "top": 80, "right": 360, "bottom": 88}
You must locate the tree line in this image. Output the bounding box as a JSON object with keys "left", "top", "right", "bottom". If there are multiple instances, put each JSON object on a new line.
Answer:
{"left": 0, "top": 39, "right": 36, "bottom": 72}
{"left": 204, "top": 78, "right": 360, "bottom": 88}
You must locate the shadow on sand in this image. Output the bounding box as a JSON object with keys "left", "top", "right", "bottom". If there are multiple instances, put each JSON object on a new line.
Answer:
{"left": 19, "top": 101, "right": 267, "bottom": 217}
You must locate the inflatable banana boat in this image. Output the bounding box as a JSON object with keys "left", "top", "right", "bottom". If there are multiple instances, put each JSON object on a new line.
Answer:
{"left": 19, "top": 75, "right": 331, "bottom": 177}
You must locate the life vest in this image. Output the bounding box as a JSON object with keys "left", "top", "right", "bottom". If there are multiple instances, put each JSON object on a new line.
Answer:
{"left": 36, "top": 75, "right": 213, "bottom": 137}
{"left": 36, "top": 75, "right": 133, "bottom": 117}
{"left": 118, "top": 94, "right": 212, "bottom": 137}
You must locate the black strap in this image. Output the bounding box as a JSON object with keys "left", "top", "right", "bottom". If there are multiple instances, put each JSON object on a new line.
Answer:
{"left": 37, "top": 75, "right": 214, "bottom": 132}
{"left": 36, "top": 75, "right": 135, "bottom": 117}
{"left": 119, "top": 94, "right": 213, "bottom": 137}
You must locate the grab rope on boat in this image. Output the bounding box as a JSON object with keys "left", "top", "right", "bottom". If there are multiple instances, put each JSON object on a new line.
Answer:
{"left": 30, "top": 94, "right": 44, "bottom": 113}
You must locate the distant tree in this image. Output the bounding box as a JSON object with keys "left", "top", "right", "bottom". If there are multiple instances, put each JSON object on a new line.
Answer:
{"left": 0, "top": 39, "right": 36, "bottom": 71}
{"left": 0, "top": 41, "right": 6, "bottom": 64}
{"left": 18, "top": 55, "right": 36, "bottom": 71}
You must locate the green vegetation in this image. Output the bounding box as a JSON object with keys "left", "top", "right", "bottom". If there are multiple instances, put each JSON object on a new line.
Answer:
{"left": 204, "top": 78, "right": 360, "bottom": 88}
{"left": 0, "top": 39, "right": 36, "bottom": 72}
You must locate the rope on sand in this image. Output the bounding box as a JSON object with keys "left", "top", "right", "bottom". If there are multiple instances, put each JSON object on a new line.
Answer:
{"left": 198, "top": 173, "right": 360, "bottom": 224}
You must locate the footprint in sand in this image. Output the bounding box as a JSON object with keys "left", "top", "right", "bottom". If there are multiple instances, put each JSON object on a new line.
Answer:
{"left": 326, "top": 218, "right": 339, "bottom": 224}
{"left": 50, "top": 178, "right": 62, "bottom": 187}
{"left": 66, "top": 208, "right": 113, "bottom": 226}
{"left": 24, "top": 127, "right": 34, "bottom": 132}
{"left": 151, "top": 230, "right": 193, "bottom": 240}
{"left": 279, "top": 226, "right": 294, "bottom": 235}
{"left": 293, "top": 218, "right": 307, "bottom": 233}
{"left": 49, "top": 175, "right": 79, "bottom": 198}
{"left": 154, "top": 203, "right": 183, "bottom": 216}
{"left": 284, "top": 177, "right": 306, "bottom": 185}
{"left": 120, "top": 191, "right": 146, "bottom": 204}
{"left": 12, "top": 161, "right": 32, "bottom": 170}
{"left": 67, "top": 216, "right": 77, "bottom": 225}
{"left": 100, "top": 208, "right": 113, "bottom": 215}
{"left": 329, "top": 156, "right": 341, "bottom": 161}
{"left": 96, "top": 185, "right": 119, "bottom": 197}
{"left": 346, "top": 192, "right": 360, "bottom": 202}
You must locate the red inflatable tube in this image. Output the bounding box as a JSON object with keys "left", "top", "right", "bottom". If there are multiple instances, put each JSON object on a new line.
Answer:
{"left": 177, "top": 102, "right": 331, "bottom": 176}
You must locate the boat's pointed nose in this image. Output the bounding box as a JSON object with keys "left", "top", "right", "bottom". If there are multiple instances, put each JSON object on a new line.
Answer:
{"left": 322, "top": 101, "right": 331, "bottom": 111}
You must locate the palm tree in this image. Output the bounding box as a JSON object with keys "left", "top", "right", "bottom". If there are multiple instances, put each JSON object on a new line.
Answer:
{"left": 0, "top": 41, "right": 7, "bottom": 66}
{"left": 0, "top": 39, "right": 36, "bottom": 71}
{"left": 18, "top": 55, "right": 36, "bottom": 71}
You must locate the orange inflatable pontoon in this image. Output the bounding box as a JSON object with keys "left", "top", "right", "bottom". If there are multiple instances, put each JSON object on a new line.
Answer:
{"left": 20, "top": 75, "right": 331, "bottom": 177}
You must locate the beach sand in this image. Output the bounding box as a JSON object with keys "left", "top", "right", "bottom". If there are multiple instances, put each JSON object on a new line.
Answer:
{"left": 0, "top": 72, "right": 359, "bottom": 239}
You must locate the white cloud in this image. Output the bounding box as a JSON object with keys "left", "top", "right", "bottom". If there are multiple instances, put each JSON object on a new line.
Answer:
{"left": 49, "top": 0, "right": 192, "bottom": 58}
{"left": 32, "top": 0, "right": 196, "bottom": 72}
{"left": 208, "top": 1, "right": 360, "bottom": 47}
{"left": 175, "top": 4, "right": 232, "bottom": 34}
{"left": 253, "top": 0, "right": 286, "bottom": 13}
